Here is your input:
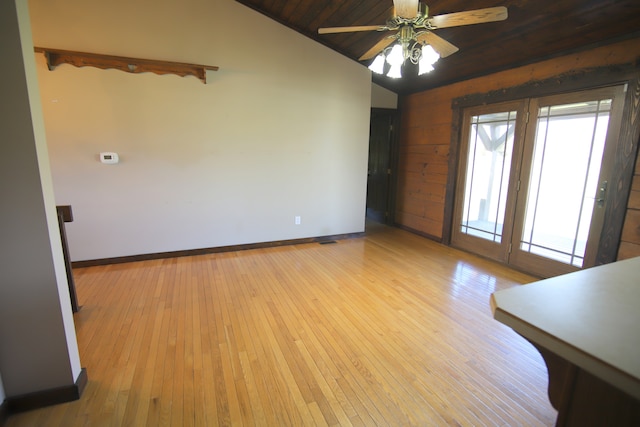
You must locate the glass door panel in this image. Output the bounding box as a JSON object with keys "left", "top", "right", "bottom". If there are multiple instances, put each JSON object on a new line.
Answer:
{"left": 461, "top": 111, "right": 515, "bottom": 242}
{"left": 452, "top": 101, "right": 526, "bottom": 262}
{"left": 510, "top": 86, "right": 626, "bottom": 277}
{"left": 519, "top": 100, "right": 610, "bottom": 267}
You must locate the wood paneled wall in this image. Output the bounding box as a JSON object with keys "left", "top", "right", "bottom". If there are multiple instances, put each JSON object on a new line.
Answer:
{"left": 396, "top": 37, "right": 640, "bottom": 258}
{"left": 619, "top": 152, "right": 640, "bottom": 259}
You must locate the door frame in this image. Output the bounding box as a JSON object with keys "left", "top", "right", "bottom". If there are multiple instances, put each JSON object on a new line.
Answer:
{"left": 444, "top": 64, "right": 640, "bottom": 268}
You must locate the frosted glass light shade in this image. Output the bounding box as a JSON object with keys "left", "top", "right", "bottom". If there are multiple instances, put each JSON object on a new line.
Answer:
{"left": 387, "top": 64, "right": 402, "bottom": 78}
{"left": 418, "top": 62, "right": 434, "bottom": 75}
{"left": 386, "top": 44, "right": 404, "bottom": 66}
{"left": 418, "top": 44, "right": 440, "bottom": 75}
{"left": 368, "top": 54, "right": 385, "bottom": 74}
{"left": 422, "top": 45, "right": 440, "bottom": 64}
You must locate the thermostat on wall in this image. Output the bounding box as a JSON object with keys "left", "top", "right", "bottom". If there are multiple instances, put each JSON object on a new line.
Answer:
{"left": 100, "top": 152, "right": 119, "bottom": 164}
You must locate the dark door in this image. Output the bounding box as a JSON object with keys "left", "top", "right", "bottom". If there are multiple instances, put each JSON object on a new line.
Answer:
{"left": 367, "top": 108, "right": 398, "bottom": 224}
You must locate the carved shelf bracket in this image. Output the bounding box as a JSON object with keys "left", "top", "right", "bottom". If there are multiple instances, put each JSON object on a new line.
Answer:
{"left": 34, "top": 47, "right": 219, "bottom": 84}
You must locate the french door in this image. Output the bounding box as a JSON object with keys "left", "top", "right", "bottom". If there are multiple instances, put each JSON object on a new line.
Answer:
{"left": 452, "top": 86, "right": 626, "bottom": 277}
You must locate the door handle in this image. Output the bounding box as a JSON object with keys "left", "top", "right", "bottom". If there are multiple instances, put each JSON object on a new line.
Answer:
{"left": 596, "top": 181, "right": 607, "bottom": 207}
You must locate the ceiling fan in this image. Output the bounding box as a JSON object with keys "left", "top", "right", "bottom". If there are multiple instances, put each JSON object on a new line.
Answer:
{"left": 318, "top": 0, "right": 508, "bottom": 76}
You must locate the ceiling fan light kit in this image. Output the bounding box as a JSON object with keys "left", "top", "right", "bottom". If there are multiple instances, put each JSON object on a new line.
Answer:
{"left": 369, "top": 25, "right": 441, "bottom": 78}
{"left": 369, "top": 39, "right": 439, "bottom": 78}
{"left": 318, "top": 1, "right": 508, "bottom": 79}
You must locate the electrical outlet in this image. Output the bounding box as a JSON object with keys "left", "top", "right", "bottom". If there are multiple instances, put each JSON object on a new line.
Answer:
{"left": 295, "top": 216, "right": 301, "bottom": 225}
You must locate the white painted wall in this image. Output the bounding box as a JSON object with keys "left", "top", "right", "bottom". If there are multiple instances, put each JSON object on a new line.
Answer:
{"left": 1, "top": 0, "right": 81, "bottom": 397}
{"left": 28, "top": 0, "right": 372, "bottom": 261}
{"left": 371, "top": 83, "right": 398, "bottom": 109}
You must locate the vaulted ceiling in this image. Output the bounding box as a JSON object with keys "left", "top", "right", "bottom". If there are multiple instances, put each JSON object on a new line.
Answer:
{"left": 235, "top": 0, "right": 640, "bottom": 95}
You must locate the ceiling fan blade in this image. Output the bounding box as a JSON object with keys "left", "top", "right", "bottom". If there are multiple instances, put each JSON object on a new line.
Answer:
{"left": 416, "top": 31, "right": 459, "bottom": 58}
{"left": 430, "top": 6, "right": 508, "bottom": 29}
{"left": 393, "top": 0, "right": 419, "bottom": 19}
{"left": 359, "top": 35, "right": 398, "bottom": 61}
{"left": 318, "top": 25, "right": 384, "bottom": 34}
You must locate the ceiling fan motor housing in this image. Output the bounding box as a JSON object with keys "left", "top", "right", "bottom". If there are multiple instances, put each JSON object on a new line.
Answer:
{"left": 392, "top": 3, "right": 428, "bottom": 24}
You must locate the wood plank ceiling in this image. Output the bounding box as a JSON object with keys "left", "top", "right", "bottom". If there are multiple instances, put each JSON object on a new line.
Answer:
{"left": 235, "top": 0, "right": 640, "bottom": 95}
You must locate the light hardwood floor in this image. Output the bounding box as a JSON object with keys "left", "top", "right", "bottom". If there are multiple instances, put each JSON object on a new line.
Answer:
{"left": 6, "top": 223, "right": 556, "bottom": 426}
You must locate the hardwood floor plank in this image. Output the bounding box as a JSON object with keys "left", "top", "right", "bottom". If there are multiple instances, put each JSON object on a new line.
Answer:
{"left": 5, "top": 224, "right": 557, "bottom": 426}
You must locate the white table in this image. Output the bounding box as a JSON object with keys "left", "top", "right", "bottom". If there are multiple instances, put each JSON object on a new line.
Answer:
{"left": 491, "top": 257, "right": 640, "bottom": 426}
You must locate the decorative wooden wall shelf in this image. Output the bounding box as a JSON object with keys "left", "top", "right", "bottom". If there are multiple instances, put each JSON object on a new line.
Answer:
{"left": 34, "top": 47, "right": 219, "bottom": 84}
